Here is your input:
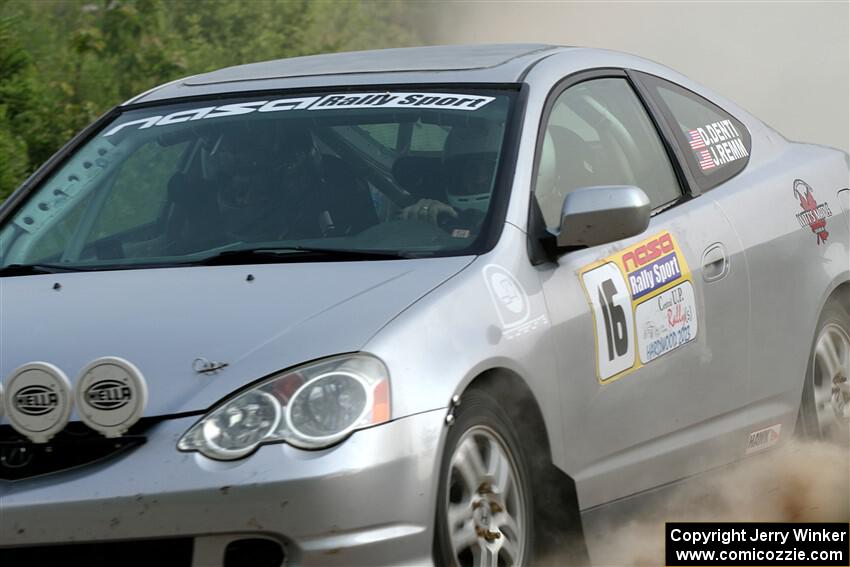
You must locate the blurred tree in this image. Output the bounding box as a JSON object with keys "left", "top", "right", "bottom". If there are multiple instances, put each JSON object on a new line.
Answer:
{"left": 0, "top": 0, "right": 421, "bottom": 200}
{"left": 0, "top": 11, "right": 35, "bottom": 196}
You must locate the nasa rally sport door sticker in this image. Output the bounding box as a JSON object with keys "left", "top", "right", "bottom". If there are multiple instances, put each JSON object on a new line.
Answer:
{"left": 578, "top": 231, "right": 700, "bottom": 383}
{"left": 687, "top": 119, "right": 749, "bottom": 171}
{"left": 3, "top": 362, "right": 73, "bottom": 443}
{"left": 75, "top": 357, "right": 148, "bottom": 438}
{"left": 483, "top": 264, "right": 549, "bottom": 340}
{"left": 793, "top": 179, "right": 833, "bottom": 245}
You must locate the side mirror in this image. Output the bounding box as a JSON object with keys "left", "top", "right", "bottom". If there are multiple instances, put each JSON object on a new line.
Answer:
{"left": 556, "top": 185, "right": 651, "bottom": 248}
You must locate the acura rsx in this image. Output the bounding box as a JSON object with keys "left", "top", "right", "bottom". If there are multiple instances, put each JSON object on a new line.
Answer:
{"left": 0, "top": 44, "right": 847, "bottom": 566}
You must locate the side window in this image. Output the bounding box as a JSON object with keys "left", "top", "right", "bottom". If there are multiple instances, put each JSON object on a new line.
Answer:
{"left": 89, "top": 140, "right": 188, "bottom": 240}
{"left": 22, "top": 141, "right": 186, "bottom": 263}
{"left": 358, "top": 123, "right": 399, "bottom": 150}
{"left": 639, "top": 73, "right": 751, "bottom": 191}
{"left": 535, "top": 77, "right": 682, "bottom": 229}
{"left": 343, "top": 122, "right": 450, "bottom": 155}
{"left": 409, "top": 122, "right": 450, "bottom": 153}
{"left": 26, "top": 193, "right": 94, "bottom": 262}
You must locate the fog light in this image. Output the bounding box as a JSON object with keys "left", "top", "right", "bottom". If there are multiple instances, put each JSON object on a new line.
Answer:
{"left": 223, "top": 538, "right": 285, "bottom": 567}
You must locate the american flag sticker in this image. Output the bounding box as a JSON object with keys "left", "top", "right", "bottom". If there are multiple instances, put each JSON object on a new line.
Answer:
{"left": 690, "top": 129, "right": 716, "bottom": 170}
{"left": 698, "top": 149, "right": 716, "bottom": 170}
{"left": 688, "top": 129, "right": 706, "bottom": 149}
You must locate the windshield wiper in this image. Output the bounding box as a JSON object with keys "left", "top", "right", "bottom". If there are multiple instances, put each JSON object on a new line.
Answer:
{"left": 0, "top": 263, "right": 90, "bottom": 277}
{"left": 197, "top": 246, "right": 412, "bottom": 266}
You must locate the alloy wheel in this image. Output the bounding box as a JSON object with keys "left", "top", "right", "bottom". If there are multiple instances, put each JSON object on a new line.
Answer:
{"left": 812, "top": 323, "right": 850, "bottom": 441}
{"left": 446, "top": 425, "right": 528, "bottom": 567}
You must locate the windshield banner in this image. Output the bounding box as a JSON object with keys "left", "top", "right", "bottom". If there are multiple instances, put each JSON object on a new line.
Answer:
{"left": 104, "top": 92, "right": 496, "bottom": 137}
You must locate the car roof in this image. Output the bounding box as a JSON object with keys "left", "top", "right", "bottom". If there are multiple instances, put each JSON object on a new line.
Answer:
{"left": 127, "top": 44, "right": 566, "bottom": 105}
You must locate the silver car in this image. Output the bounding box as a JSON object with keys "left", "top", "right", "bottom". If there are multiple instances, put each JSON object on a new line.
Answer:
{"left": 1, "top": 44, "right": 848, "bottom": 567}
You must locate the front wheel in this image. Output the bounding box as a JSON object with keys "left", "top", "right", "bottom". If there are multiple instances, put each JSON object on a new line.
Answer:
{"left": 800, "top": 296, "right": 850, "bottom": 443}
{"left": 434, "top": 389, "right": 534, "bottom": 567}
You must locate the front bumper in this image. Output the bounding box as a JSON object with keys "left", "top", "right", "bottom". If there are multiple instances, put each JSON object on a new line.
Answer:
{"left": 0, "top": 409, "right": 447, "bottom": 566}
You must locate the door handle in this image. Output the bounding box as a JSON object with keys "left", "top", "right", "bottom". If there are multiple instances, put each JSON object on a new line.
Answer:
{"left": 701, "top": 243, "right": 728, "bottom": 282}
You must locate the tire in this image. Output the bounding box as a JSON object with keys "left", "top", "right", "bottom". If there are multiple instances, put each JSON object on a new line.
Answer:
{"left": 799, "top": 294, "right": 850, "bottom": 444}
{"left": 434, "top": 388, "right": 535, "bottom": 567}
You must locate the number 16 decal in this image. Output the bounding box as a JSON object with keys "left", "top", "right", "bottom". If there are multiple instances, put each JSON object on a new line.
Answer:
{"left": 581, "top": 262, "right": 635, "bottom": 381}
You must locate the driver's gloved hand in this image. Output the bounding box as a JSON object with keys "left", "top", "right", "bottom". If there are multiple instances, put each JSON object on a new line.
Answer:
{"left": 399, "top": 198, "right": 459, "bottom": 225}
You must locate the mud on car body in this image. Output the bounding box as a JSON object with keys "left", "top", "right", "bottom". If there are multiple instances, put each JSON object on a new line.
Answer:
{"left": 0, "top": 44, "right": 848, "bottom": 566}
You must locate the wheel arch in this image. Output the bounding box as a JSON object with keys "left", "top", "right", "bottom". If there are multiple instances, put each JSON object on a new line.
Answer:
{"left": 462, "top": 367, "right": 553, "bottom": 467}
{"left": 456, "top": 367, "right": 589, "bottom": 561}
{"left": 803, "top": 278, "right": 850, "bottom": 376}
{"left": 823, "top": 280, "right": 850, "bottom": 310}
{"left": 443, "top": 366, "right": 589, "bottom": 565}
{"left": 797, "top": 279, "right": 850, "bottom": 440}
{"left": 808, "top": 279, "right": 850, "bottom": 349}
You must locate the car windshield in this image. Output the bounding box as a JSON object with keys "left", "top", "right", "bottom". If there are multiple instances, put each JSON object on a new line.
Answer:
{"left": 0, "top": 88, "right": 515, "bottom": 271}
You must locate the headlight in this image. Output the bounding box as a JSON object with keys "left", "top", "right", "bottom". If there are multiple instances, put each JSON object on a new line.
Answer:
{"left": 178, "top": 354, "right": 390, "bottom": 460}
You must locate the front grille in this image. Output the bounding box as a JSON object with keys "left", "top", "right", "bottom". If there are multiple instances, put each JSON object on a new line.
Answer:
{"left": 0, "top": 537, "right": 193, "bottom": 566}
{"left": 0, "top": 419, "right": 154, "bottom": 481}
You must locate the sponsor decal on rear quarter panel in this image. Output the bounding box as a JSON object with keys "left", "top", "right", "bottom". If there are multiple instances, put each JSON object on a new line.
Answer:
{"left": 793, "top": 179, "right": 832, "bottom": 245}
{"left": 579, "top": 231, "right": 699, "bottom": 383}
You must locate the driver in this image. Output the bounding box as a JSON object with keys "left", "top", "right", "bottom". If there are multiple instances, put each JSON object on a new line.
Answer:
{"left": 399, "top": 121, "right": 502, "bottom": 233}
{"left": 206, "top": 121, "right": 331, "bottom": 242}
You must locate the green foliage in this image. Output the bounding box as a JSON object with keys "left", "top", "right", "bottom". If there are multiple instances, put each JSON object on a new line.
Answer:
{"left": 0, "top": 0, "right": 421, "bottom": 200}
{"left": 0, "top": 13, "right": 34, "bottom": 194}
{"left": 0, "top": 107, "right": 29, "bottom": 195}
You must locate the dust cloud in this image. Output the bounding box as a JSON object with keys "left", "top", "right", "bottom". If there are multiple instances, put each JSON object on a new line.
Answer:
{"left": 580, "top": 441, "right": 849, "bottom": 567}
{"left": 414, "top": 6, "right": 849, "bottom": 564}
{"left": 419, "top": 1, "right": 849, "bottom": 153}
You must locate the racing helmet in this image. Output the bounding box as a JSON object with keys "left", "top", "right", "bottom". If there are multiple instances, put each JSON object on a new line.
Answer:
{"left": 443, "top": 121, "right": 503, "bottom": 213}
{"left": 206, "top": 121, "right": 319, "bottom": 238}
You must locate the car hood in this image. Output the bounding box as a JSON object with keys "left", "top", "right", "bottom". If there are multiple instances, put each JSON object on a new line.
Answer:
{"left": 0, "top": 257, "right": 472, "bottom": 419}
